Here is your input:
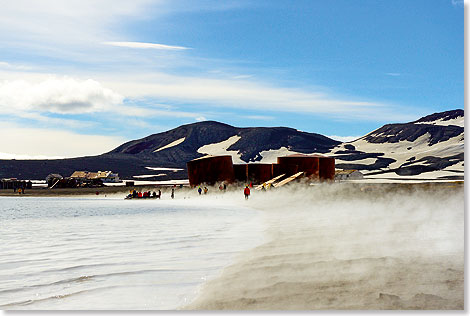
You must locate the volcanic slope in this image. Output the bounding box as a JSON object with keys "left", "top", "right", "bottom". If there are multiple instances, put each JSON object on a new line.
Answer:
{"left": 0, "top": 121, "right": 339, "bottom": 180}
{"left": 0, "top": 110, "right": 463, "bottom": 180}
{"left": 331, "top": 109, "right": 464, "bottom": 180}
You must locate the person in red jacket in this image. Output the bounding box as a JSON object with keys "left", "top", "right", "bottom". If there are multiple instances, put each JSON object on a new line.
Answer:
{"left": 244, "top": 185, "right": 250, "bottom": 200}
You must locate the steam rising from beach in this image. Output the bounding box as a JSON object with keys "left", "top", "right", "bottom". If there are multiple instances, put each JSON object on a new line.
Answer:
{"left": 181, "top": 183, "right": 463, "bottom": 310}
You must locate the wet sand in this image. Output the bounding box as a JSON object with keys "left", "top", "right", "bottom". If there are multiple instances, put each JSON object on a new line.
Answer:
{"left": 186, "top": 183, "right": 464, "bottom": 310}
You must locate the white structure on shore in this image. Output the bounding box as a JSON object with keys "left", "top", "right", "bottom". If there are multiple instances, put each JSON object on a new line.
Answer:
{"left": 335, "top": 169, "right": 364, "bottom": 180}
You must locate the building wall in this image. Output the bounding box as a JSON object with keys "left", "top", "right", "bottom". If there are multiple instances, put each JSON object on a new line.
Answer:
{"left": 277, "top": 156, "right": 320, "bottom": 178}
{"left": 233, "top": 164, "right": 248, "bottom": 182}
{"left": 247, "top": 164, "right": 273, "bottom": 184}
{"left": 319, "top": 157, "right": 335, "bottom": 181}
{"left": 272, "top": 163, "right": 282, "bottom": 177}
{"left": 187, "top": 156, "right": 235, "bottom": 187}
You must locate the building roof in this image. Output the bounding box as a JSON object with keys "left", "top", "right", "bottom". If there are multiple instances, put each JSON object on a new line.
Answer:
{"left": 71, "top": 170, "right": 113, "bottom": 179}
{"left": 70, "top": 171, "right": 89, "bottom": 178}
{"left": 284, "top": 153, "right": 330, "bottom": 158}
{"left": 47, "top": 173, "right": 63, "bottom": 179}
{"left": 191, "top": 155, "right": 234, "bottom": 161}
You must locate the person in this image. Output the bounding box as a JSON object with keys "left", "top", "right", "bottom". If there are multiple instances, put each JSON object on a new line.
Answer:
{"left": 138, "top": 192, "right": 142, "bottom": 198}
{"left": 219, "top": 184, "right": 223, "bottom": 191}
{"left": 152, "top": 191, "right": 157, "bottom": 198}
{"left": 132, "top": 190, "right": 137, "bottom": 198}
{"left": 223, "top": 183, "right": 227, "bottom": 191}
{"left": 244, "top": 185, "right": 250, "bottom": 200}
{"left": 198, "top": 186, "right": 202, "bottom": 195}
{"left": 203, "top": 187, "right": 208, "bottom": 194}
{"left": 171, "top": 188, "right": 175, "bottom": 199}
{"left": 158, "top": 189, "right": 161, "bottom": 199}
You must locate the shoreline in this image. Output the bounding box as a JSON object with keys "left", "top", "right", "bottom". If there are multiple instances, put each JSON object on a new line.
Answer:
{"left": 0, "top": 181, "right": 464, "bottom": 197}
{"left": 184, "top": 183, "right": 464, "bottom": 310}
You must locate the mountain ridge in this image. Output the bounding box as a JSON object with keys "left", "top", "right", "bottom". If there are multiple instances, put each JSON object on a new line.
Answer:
{"left": 0, "top": 109, "right": 464, "bottom": 180}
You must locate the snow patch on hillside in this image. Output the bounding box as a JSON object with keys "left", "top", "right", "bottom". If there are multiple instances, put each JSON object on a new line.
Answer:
{"left": 333, "top": 133, "right": 463, "bottom": 171}
{"left": 146, "top": 167, "right": 183, "bottom": 172}
{"left": 197, "top": 135, "right": 244, "bottom": 163}
{"left": 257, "top": 147, "right": 301, "bottom": 163}
{"left": 335, "top": 157, "right": 378, "bottom": 165}
{"left": 133, "top": 174, "right": 167, "bottom": 178}
{"left": 154, "top": 137, "right": 185, "bottom": 152}
{"left": 414, "top": 116, "right": 464, "bottom": 127}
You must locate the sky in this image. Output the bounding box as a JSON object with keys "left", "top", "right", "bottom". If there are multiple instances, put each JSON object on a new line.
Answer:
{"left": 0, "top": 0, "right": 464, "bottom": 158}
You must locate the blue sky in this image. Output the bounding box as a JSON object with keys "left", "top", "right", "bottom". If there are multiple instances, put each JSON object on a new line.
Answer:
{"left": 0, "top": 0, "right": 463, "bottom": 158}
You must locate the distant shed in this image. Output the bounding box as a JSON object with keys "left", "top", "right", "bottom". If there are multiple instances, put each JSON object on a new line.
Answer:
{"left": 335, "top": 170, "right": 364, "bottom": 180}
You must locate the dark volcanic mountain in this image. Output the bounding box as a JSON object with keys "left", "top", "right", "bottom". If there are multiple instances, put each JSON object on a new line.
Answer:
{"left": 0, "top": 110, "right": 463, "bottom": 181}
{"left": 0, "top": 121, "right": 339, "bottom": 180}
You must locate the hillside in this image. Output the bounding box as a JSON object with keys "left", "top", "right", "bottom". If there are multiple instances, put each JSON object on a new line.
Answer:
{"left": 0, "top": 110, "right": 463, "bottom": 181}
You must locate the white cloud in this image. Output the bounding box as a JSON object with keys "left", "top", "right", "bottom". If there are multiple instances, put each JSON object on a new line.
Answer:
{"left": 196, "top": 116, "right": 207, "bottom": 121}
{"left": 0, "top": 122, "right": 126, "bottom": 159}
{"left": 0, "top": 77, "right": 123, "bottom": 114}
{"left": 0, "top": 61, "right": 32, "bottom": 70}
{"left": 0, "top": 0, "right": 157, "bottom": 45}
{"left": 101, "top": 72, "right": 416, "bottom": 121}
{"left": 385, "top": 73, "right": 401, "bottom": 76}
{"left": 241, "top": 115, "right": 274, "bottom": 120}
{"left": 104, "top": 41, "right": 190, "bottom": 50}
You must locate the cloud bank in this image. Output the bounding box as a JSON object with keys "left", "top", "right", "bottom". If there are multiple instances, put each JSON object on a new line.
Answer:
{"left": 0, "top": 122, "right": 125, "bottom": 159}
{"left": 0, "top": 77, "right": 123, "bottom": 114}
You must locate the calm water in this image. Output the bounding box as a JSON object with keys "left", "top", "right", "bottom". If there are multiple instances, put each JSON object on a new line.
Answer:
{"left": 0, "top": 196, "right": 265, "bottom": 309}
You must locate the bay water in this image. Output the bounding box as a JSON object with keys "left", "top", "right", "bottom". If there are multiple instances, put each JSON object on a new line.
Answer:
{"left": 0, "top": 195, "right": 265, "bottom": 309}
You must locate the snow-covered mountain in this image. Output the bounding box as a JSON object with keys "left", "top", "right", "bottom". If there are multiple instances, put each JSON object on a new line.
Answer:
{"left": 0, "top": 110, "right": 463, "bottom": 180}
{"left": 331, "top": 109, "right": 464, "bottom": 180}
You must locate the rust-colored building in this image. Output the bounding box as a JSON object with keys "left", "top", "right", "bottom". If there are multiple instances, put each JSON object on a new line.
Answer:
{"left": 187, "top": 153, "right": 335, "bottom": 186}
{"left": 247, "top": 164, "right": 273, "bottom": 184}
{"left": 277, "top": 154, "right": 319, "bottom": 178}
{"left": 187, "top": 155, "right": 235, "bottom": 187}
{"left": 277, "top": 154, "right": 335, "bottom": 181}
{"left": 318, "top": 156, "right": 335, "bottom": 181}
{"left": 233, "top": 164, "right": 248, "bottom": 182}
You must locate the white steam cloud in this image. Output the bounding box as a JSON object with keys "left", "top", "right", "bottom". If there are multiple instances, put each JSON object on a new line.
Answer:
{"left": 179, "top": 183, "right": 464, "bottom": 310}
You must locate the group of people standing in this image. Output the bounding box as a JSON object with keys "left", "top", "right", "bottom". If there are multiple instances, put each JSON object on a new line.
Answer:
{"left": 128, "top": 189, "right": 162, "bottom": 199}
{"left": 195, "top": 183, "right": 251, "bottom": 200}
{"left": 197, "top": 186, "right": 209, "bottom": 195}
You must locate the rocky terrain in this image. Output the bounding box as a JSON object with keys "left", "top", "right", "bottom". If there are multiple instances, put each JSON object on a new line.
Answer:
{"left": 0, "top": 109, "right": 463, "bottom": 181}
